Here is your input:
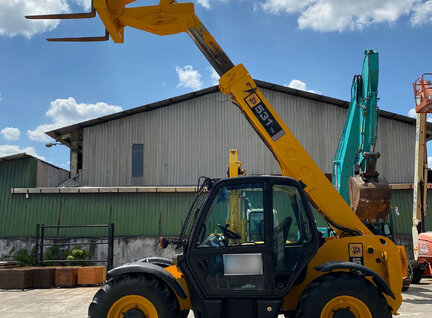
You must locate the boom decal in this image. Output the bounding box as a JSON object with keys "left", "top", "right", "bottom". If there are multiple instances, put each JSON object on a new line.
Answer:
{"left": 245, "top": 92, "right": 285, "bottom": 141}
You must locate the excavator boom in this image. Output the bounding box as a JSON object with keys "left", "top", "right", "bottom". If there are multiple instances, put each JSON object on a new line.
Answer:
{"left": 332, "top": 50, "right": 390, "bottom": 225}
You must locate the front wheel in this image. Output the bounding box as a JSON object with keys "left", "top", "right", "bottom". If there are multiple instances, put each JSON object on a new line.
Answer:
{"left": 296, "top": 273, "right": 391, "bottom": 318}
{"left": 411, "top": 260, "right": 423, "bottom": 284}
{"left": 88, "top": 274, "right": 180, "bottom": 318}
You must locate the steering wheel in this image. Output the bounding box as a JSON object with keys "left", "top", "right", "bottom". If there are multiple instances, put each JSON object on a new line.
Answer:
{"left": 217, "top": 224, "right": 241, "bottom": 240}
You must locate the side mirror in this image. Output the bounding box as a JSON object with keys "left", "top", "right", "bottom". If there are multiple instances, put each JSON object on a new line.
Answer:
{"left": 160, "top": 237, "right": 169, "bottom": 249}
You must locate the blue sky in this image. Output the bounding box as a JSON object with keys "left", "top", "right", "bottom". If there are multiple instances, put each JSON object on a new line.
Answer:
{"left": 1, "top": 0, "right": 432, "bottom": 169}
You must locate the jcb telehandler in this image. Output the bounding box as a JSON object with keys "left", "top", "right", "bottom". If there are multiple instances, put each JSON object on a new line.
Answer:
{"left": 27, "top": 1, "right": 407, "bottom": 317}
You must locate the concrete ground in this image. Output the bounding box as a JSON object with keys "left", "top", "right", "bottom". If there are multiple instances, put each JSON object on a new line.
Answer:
{"left": 0, "top": 279, "right": 431, "bottom": 317}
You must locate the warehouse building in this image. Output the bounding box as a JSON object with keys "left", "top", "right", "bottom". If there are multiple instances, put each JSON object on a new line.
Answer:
{"left": 45, "top": 81, "right": 422, "bottom": 186}
{"left": 1, "top": 80, "right": 431, "bottom": 264}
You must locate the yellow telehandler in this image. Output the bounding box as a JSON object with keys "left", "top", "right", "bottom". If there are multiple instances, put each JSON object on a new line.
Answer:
{"left": 27, "top": 1, "right": 407, "bottom": 317}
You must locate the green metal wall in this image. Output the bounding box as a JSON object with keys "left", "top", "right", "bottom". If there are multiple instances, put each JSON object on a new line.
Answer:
{"left": 1, "top": 158, "right": 431, "bottom": 238}
{"left": 391, "top": 189, "right": 432, "bottom": 235}
{"left": 1, "top": 192, "right": 195, "bottom": 238}
{"left": 0, "top": 157, "right": 195, "bottom": 238}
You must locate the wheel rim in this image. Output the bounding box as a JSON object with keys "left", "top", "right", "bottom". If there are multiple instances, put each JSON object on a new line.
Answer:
{"left": 108, "top": 295, "right": 158, "bottom": 318}
{"left": 320, "top": 295, "right": 372, "bottom": 318}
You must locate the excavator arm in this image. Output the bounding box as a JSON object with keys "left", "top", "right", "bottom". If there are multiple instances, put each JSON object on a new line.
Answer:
{"left": 332, "top": 50, "right": 391, "bottom": 226}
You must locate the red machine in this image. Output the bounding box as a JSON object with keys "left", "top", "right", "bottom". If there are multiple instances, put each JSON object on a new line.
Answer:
{"left": 414, "top": 73, "right": 432, "bottom": 113}
{"left": 418, "top": 232, "right": 432, "bottom": 278}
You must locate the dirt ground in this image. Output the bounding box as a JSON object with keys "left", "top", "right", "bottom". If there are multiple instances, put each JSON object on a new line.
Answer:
{"left": 0, "top": 279, "right": 431, "bottom": 317}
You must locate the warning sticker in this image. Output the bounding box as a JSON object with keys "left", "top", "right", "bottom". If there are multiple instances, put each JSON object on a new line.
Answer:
{"left": 348, "top": 243, "right": 364, "bottom": 269}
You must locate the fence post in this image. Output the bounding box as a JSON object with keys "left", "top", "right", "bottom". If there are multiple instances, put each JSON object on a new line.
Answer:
{"left": 39, "top": 224, "right": 45, "bottom": 264}
{"left": 107, "top": 223, "right": 114, "bottom": 270}
{"left": 35, "top": 224, "right": 40, "bottom": 266}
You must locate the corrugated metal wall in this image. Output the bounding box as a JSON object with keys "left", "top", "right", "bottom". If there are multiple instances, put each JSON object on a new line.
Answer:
{"left": 82, "top": 88, "right": 415, "bottom": 187}
{"left": 36, "top": 161, "right": 69, "bottom": 187}
{"left": 1, "top": 157, "right": 332, "bottom": 238}
{"left": 0, "top": 158, "right": 191, "bottom": 237}
{"left": 3, "top": 188, "right": 430, "bottom": 238}
{"left": 1, "top": 158, "right": 429, "bottom": 237}
{"left": 391, "top": 190, "right": 432, "bottom": 236}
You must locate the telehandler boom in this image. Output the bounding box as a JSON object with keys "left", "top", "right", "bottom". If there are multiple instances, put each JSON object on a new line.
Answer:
{"left": 28, "top": 1, "right": 407, "bottom": 317}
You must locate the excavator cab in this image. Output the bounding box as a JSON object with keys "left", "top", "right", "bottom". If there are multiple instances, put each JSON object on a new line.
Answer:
{"left": 176, "top": 176, "right": 319, "bottom": 317}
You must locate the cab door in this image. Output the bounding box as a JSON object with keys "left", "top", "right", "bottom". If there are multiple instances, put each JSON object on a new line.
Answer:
{"left": 181, "top": 177, "right": 318, "bottom": 317}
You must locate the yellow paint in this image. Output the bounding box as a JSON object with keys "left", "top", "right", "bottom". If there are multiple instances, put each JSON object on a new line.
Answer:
{"left": 164, "top": 265, "right": 191, "bottom": 311}
{"left": 281, "top": 236, "right": 403, "bottom": 314}
{"left": 107, "top": 295, "right": 158, "bottom": 317}
{"left": 321, "top": 295, "right": 372, "bottom": 318}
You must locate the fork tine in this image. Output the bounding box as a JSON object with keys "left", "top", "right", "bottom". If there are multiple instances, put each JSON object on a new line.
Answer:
{"left": 25, "top": 0, "right": 95, "bottom": 20}
{"left": 46, "top": 29, "right": 109, "bottom": 42}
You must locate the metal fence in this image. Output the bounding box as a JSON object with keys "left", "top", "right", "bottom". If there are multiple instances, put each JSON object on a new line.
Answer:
{"left": 35, "top": 223, "right": 114, "bottom": 270}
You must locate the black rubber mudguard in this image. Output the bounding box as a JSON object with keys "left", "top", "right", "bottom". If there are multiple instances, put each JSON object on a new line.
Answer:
{"left": 108, "top": 261, "right": 187, "bottom": 299}
{"left": 315, "top": 261, "right": 395, "bottom": 299}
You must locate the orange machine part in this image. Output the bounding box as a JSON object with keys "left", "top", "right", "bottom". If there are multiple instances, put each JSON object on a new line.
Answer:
{"left": 414, "top": 74, "right": 432, "bottom": 113}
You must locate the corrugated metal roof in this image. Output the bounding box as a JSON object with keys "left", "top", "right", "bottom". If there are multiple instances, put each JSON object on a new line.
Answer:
{"left": 46, "top": 80, "right": 432, "bottom": 144}
{"left": 11, "top": 186, "right": 198, "bottom": 194}
{"left": 0, "top": 152, "right": 69, "bottom": 174}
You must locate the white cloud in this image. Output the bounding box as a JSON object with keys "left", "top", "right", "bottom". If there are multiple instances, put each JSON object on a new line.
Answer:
{"left": 27, "top": 97, "right": 122, "bottom": 142}
{"left": 429, "top": 156, "right": 432, "bottom": 168}
{"left": 411, "top": 0, "right": 432, "bottom": 26}
{"left": 1, "top": 127, "right": 21, "bottom": 141}
{"left": 176, "top": 65, "right": 204, "bottom": 90}
{"left": 196, "top": 0, "right": 228, "bottom": 9}
{"left": 408, "top": 108, "right": 432, "bottom": 122}
{"left": 197, "top": 0, "right": 211, "bottom": 9}
{"left": 261, "top": 0, "right": 314, "bottom": 14}
{"left": 209, "top": 68, "right": 220, "bottom": 85}
{"left": 0, "top": 0, "right": 71, "bottom": 38}
{"left": 260, "top": 0, "right": 419, "bottom": 32}
{"left": 285, "top": 79, "right": 319, "bottom": 94}
{"left": 408, "top": 108, "right": 417, "bottom": 118}
{"left": 0, "top": 144, "right": 45, "bottom": 160}
{"left": 71, "top": 0, "right": 91, "bottom": 11}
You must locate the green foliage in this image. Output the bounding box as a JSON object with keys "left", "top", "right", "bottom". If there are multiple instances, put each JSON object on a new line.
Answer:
{"left": 66, "top": 245, "right": 90, "bottom": 265}
{"left": 42, "top": 245, "right": 69, "bottom": 266}
{"left": 10, "top": 244, "right": 91, "bottom": 267}
{"left": 13, "top": 246, "right": 36, "bottom": 267}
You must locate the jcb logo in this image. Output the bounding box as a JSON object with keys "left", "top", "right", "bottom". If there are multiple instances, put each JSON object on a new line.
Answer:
{"left": 246, "top": 93, "right": 261, "bottom": 107}
{"left": 349, "top": 243, "right": 363, "bottom": 258}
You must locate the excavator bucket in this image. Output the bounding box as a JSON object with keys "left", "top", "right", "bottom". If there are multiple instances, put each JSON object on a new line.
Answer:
{"left": 348, "top": 175, "right": 391, "bottom": 222}
{"left": 25, "top": 0, "right": 110, "bottom": 42}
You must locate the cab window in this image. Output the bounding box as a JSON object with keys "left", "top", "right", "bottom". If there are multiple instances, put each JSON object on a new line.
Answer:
{"left": 197, "top": 183, "right": 264, "bottom": 248}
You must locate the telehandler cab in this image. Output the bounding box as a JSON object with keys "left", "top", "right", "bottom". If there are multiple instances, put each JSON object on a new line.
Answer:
{"left": 27, "top": 1, "right": 407, "bottom": 317}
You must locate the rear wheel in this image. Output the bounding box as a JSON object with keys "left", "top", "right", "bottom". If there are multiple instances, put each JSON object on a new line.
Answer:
{"left": 88, "top": 274, "right": 180, "bottom": 318}
{"left": 296, "top": 273, "right": 391, "bottom": 318}
{"left": 402, "top": 260, "right": 414, "bottom": 291}
{"left": 411, "top": 261, "right": 423, "bottom": 284}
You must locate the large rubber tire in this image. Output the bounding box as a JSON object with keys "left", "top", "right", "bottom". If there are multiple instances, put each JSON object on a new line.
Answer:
{"left": 296, "top": 273, "right": 391, "bottom": 318}
{"left": 402, "top": 260, "right": 414, "bottom": 291}
{"left": 411, "top": 261, "right": 423, "bottom": 284}
{"left": 88, "top": 274, "right": 180, "bottom": 318}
